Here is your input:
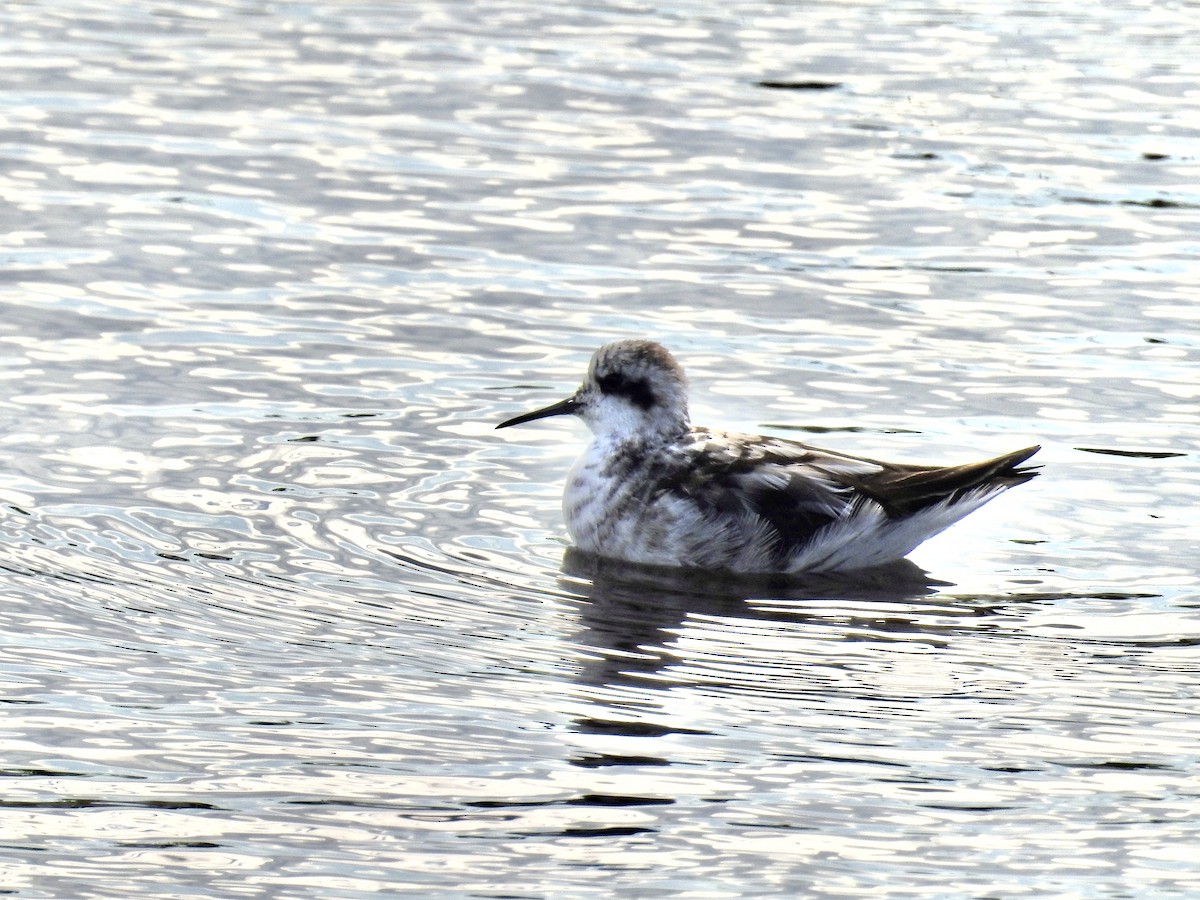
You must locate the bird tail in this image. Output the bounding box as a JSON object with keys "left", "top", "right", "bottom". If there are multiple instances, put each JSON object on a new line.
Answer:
{"left": 876, "top": 445, "right": 1041, "bottom": 516}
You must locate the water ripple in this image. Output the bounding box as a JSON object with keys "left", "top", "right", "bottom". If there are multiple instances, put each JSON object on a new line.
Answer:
{"left": 1, "top": 0, "right": 1199, "bottom": 895}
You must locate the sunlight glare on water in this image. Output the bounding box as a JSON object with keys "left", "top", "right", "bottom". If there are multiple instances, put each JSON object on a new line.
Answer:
{"left": 0, "top": 0, "right": 1198, "bottom": 896}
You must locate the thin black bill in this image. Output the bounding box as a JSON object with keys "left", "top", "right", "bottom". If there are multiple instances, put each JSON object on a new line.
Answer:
{"left": 496, "top": 396, "right": 580, "bottom": 429}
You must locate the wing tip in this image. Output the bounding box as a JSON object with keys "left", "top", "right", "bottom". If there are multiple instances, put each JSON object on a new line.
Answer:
{"left": 998, "top": 444, "right": 1042, "bottom": 484}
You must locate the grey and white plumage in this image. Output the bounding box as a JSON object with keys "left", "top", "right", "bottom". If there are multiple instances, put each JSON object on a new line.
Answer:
{"left": 497, "top": 339, "right": 1039, "bottom": 574}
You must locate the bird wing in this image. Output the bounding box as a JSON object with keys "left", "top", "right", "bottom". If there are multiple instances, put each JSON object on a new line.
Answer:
{"left": 656, "top": 431, "right": 880, "bottom": 539}
{"left": 840, "top": 443, "right": 1041, "bottom": 515}
{"left": 662, "top": 431, "right": 1039, "bottom": 534}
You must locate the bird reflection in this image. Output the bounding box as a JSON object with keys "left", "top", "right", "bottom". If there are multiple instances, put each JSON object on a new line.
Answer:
{"left": 558, "top": 550, "right": 965, "bottom": 765}
{"left": 560, "top": 548, "right": 944, "bottom": 692}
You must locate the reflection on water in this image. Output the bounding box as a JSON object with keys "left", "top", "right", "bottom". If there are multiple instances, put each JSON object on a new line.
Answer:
{"left": 565, "top": 548, "right": 944, "bottom": 690}
{"left": 1, "top": 0, "right": 1199, "bottom": 895}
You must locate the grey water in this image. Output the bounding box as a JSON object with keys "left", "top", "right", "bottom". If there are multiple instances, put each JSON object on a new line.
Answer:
{"left": 1, "top": 0, "right": 1198, "bottom": 896}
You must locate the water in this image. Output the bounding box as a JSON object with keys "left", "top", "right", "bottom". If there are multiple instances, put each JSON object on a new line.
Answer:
{"left": 1, "top": 0, "right": 1198, "bottom": 896}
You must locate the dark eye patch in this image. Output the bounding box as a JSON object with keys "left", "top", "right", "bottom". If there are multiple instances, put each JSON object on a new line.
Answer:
{"left": 596, "top": 372, "right": 656, "bottom": 410}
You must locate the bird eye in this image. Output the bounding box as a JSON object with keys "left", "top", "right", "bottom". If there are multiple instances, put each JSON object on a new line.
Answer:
{"left": 597, "top": 372, "right": 655, "bottom": 410}
{"left": 596, "top": 372, "right": 625, "bottom": 394}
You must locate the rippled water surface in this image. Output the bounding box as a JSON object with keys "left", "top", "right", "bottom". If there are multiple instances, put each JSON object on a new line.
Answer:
{"left": 1, "top": 0, "right": 1198, "bottom": 896}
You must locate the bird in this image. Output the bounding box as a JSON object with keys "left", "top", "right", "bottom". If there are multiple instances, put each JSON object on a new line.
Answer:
{"left": 496, "top": 339, "right": 1039, "bottom": 574}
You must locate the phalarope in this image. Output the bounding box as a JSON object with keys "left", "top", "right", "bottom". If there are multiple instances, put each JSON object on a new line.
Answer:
{"left": 497, "top": 339, "right": 1039, "bottom": 574}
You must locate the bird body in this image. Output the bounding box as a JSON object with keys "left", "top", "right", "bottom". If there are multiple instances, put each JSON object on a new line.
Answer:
{"left": 498, "top": 340, "right": 1038, "bottom": 574}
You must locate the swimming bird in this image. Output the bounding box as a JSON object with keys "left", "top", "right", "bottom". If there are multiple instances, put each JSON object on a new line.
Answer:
{"left": 497, "top": 339, "right": 1039, "bottom": 574}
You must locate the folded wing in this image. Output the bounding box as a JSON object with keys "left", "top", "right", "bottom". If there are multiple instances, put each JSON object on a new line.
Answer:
{"left": 659, "top": 432, "right": 1039, "bottom": 566}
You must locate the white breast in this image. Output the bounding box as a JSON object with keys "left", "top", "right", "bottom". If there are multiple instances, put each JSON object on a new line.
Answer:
{"left": 561, "top": 438, "right": 680, "bottom": 566}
